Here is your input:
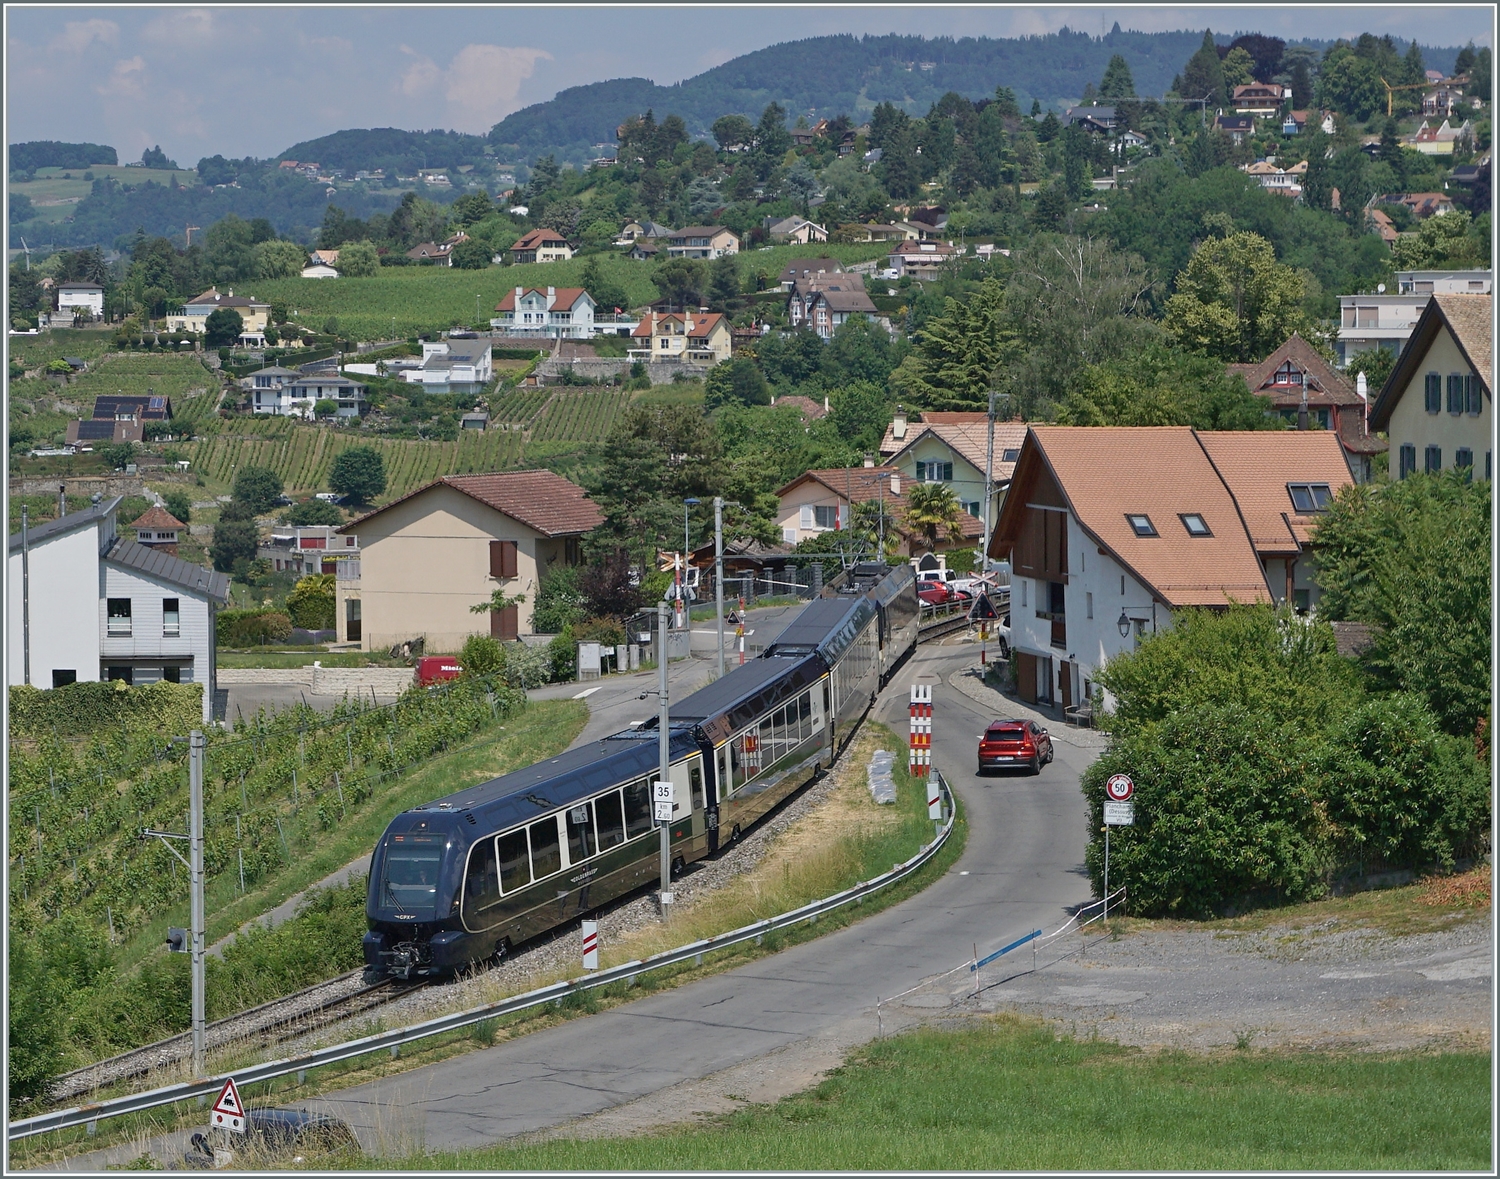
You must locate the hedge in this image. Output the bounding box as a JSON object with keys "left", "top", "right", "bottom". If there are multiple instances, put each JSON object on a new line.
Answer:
{"left": 216, "top": 609, "right": 293, "bottom": 646}
{"left": 9, "top": 681, "right": 204, "bottom": 739}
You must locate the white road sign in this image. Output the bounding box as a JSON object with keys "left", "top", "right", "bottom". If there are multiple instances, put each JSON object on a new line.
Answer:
{"left": 653, "top": 780, "right": 674, "bottom": 822}
{"left": 1103, "top": 801, "right": 1135, "bottom": 826}
{"left": 211, "top": 1077, "right": 246, "bottom": 1135}
{"left": 654, "top": 800, "right": 673, "bottom": 822}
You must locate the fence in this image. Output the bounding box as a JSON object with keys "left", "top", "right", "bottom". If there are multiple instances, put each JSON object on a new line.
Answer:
{"left": 9, "top": 770, "right": 957, "bottom": 1141}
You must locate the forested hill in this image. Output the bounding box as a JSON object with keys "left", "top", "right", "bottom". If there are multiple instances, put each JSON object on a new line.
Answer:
{"left": 275, "top": 128, "right": 492, "bottom": 175}
{"left": 490, "top": 28, "right": 1210, "bottom": 161}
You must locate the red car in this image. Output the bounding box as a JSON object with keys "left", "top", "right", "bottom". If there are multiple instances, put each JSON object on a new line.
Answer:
{"left": 978, "top": 719, "right": 1053, "bottom": 775}
{"left": 917, "top": 582, "right": 954, "bottom": 606}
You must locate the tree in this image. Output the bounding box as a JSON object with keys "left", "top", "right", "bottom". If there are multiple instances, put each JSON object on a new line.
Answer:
{"left": 1389, "top": 209, "right": 1488, "bottom": 270}
{"left": 233, "top": 466, "right": 284, "bottom": 513}
{"left": 1227, "top": 34, "right": 1285, "bottom": 81}
{"left": 652, "top": 257, "right": 706, "bottom": 308}
{"left": 449, "top": 238, "right": 491, "bottom": 270}
{"left": 285, "top": 497, "right": 342, "bottom": 525}
{"left": 203, "top": 307, "right": 243, "bottom": 348}
{"left": 823, "top": 315, "right": 897, "bottom": 387}
{"left": 338, "top": 239, "right": 380, "bottom": 277}
{"left": 707, "top": 254, "right": 741, "bottom": 312}
{"left": 878, "top": 120, "right": 922, "bottom": 200}
{"left": 890, "top": 278, "right": 1020, "bottom": 411}
{"left": 141, "top": 145, "right": 176, "bottom": 169}
{"left": 9, "top": 938, "right": 65, "bottom": 1109}
{"left": 531, "top": 565, "right": 587, "bottom": 634}
{"left": 162, "top": 489, "right": 193, "bottom": 524}
{"left": 1313, "top": 472, "right": 1491, "bottom": 738}
{"left": 1099, "top": 54, "right": 1136, "bottom": 99}
{"left": 1163, "top": 229, "right": 1312, "bottom": 363}
{"left": 203, "top": 214, "right": 257, "bottom": 284}
{"left": 712, "top": 114, "right": 756, "bottom": 151}
{"left": 580, "top": 255, "right": 629, "bottom": 315}
{"left": 450, "top": 191, "right": 493, "bottom": 225}
{"left": 904, "top": 482, "right": 964, "bottom": 551}
{"left": 753, "top": 102, "right": 791, "bottom": 179}
{"left": 314, "top": 399, "right": 337, "bottom": 419}
{"left": 329, "top": 446, "right": 387, "bottom": 504}
{"left": 210, "top": 517, "right": 259, "bottom": 572}
{"left": 253, "top": 239, "right": 306, "bottom": 280}
{"left": 1317, "top": 48, "right": 1384, "bottom": 121}
{"left": 1057, "top": 341, "right": 1282, "bottom": 429}
{"left": 1180, "top": 29, "right": 1227, "bottom": 107}
{"left": 1221, "top": 46, "right": 1256, "bottom": 88}
{"left": 704, "top": 357, "right": 770, "bottom": 411}
{"left": 1289, "top": 56, "right": 1314, "bottom": 110}
{"left": 286, "top": 573, "right": 336, "bottom": 630}
{"left": 99, "top": 441, "right": 137, "bottom": 470}
{"left": 825, "top": 380, "right": 893, "bottom": 452}
{"left": 459, "top": 633, "right": 506, "bottom": 678}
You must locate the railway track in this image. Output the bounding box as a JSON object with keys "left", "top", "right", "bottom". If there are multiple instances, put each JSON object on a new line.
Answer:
{"left": 46, "top": 972, "right": 427, "bottom": 1105}
{"left": 48, "top": 609, "right": 969, "bottom": 1112}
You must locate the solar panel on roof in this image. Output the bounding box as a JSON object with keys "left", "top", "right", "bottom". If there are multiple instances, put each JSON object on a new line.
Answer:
{"left": 75, "top": 421, "right": 116, "bottom": 440}
{"left": 149, "top": 397, "right": 165, "bottom": 410}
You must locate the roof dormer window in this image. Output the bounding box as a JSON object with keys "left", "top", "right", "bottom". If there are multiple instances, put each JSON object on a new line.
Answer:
{"left": 1180, "top": 513, "right": 1212, "bottom": 537}
{"left": 1287, "top": 483, "right": 1333, "bottom": 512}
{"left": 1126, "top": 514, "right": 1157, "bottom": 537}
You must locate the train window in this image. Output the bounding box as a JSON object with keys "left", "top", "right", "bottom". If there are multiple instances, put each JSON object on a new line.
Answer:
{"left": 529, "top": 816, "right": 562, "bottom": 880}
{"left": 566, "top": 803, "right": 596, "bottom": 863}
{"left": 462, "top": 841, "right": 500, "bottom": 924}
{"left": 496, "top": 828, "right": 530, "bottom": 893}
{"left": 760, "top": 714, "right": 775, "bottom": 767}
{"left": 596, "top": 791, "right": 626, "bottom": 850}
{"left": 623, "top": 779, "right": 653, "bottom": 838}
{"left": 799, "top": 691, "right": 812, "bottom": 737}
{"left": 380, "top": 839, "right": 443, "bottom": 914}
{"left": 689, "top": 766, "right": 704, "bottom": 812}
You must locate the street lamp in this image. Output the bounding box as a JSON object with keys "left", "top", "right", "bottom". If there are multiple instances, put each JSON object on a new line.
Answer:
{"left": 1117, "top": 610, "right": 1132, "bottom": 638}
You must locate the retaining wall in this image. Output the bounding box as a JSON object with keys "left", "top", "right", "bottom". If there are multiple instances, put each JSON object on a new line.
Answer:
{"left": 535, "top": 358, "right": 713, "bottom": 385}
{"left": 216, "top": 666, "right": 415, "bottom": 694}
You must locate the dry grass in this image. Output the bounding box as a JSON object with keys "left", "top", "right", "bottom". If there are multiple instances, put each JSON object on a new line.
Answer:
{"left": 1418, "top": 864, "right": 1491, "bottom": 908}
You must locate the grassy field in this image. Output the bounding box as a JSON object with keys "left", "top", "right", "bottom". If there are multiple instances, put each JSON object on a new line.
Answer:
{"left": 413, "top": 1019, "right": 1489, "bottom": 1171}
{"left": 8, "top": 327, "right": 119, "bottom": 369}
{"left": 247, "top": 242, "right": 890, "bottom": 340}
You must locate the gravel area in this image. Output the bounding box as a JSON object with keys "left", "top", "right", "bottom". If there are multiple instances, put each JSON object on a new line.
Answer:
{"left": 894, "top": 914, "right": 1492, "bottom": 1054}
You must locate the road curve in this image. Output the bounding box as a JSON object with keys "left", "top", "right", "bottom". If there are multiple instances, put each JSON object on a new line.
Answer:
{"left": 309, "top": 642, "right": 1097, "bottom": 1155}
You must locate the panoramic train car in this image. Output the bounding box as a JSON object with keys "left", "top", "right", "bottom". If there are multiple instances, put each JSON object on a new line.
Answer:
{"left": 364, "top": 578, "right": 911, "bottom": 980}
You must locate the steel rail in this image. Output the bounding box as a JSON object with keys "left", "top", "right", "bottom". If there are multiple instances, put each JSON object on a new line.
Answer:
{"left": 10, "top": 771, "right": 956, "bottom": 1142}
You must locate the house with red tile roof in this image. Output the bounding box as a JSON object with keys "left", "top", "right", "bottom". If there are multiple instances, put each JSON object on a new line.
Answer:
{"left": 335, "top": 472, "right": 603, "bottom": 649}
{"left": 989, "top": 426, "right": 1355, "bottom": 710}
{"left": 775, "top": 465, "right": 982, "bottom": 556}
{"left": 492, "top": 286, "right": 598, "bottom": 339}
{"left": 630, "top": 311, "right": 732, "bottom": 365}
{"left": 509, "top": 228, "right": 575, "bottom": 264}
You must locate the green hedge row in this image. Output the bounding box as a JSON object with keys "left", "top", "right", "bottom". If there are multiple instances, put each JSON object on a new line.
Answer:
{"left": 8, "top": 681, "right": 203, "bottom": 739}
{"left": 216, "top": 609, "right": 293, "bottom": 645}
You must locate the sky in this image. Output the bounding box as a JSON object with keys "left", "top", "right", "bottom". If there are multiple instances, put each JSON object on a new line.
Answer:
{"left": 6, "top": 5, "right": 1494, "bottom": 165}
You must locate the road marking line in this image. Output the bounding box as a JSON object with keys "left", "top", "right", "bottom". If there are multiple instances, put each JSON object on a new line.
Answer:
{"left": 571, "top": 686, "right": 602, "bottom": 699}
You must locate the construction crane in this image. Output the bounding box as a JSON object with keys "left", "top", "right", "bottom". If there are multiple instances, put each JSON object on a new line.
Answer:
{"left": 185, "top": 224, "right": 201, "bottom": 246}
{"left": 18, "top": 236, "right": 30, "bottom": 270}
{"left": 1380, "top": 76, "right": 1428, "bottom": 117}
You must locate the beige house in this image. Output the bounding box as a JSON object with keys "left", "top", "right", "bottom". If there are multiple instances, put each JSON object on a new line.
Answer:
{"left": 628, "top": 311, "right": 732, "bottom": 365}
{"left": 1369, "top": 293, "right": 1491, "bottom": 480}
{"left": 775, "top": 464, "right": 982, "bottom": 556}
{"left": 666, "top": 226, "right": 740, "bottom": 259}
{"left": 165, "top": 288, "right": 271, "bottom": 340}
{"left": 334, "top": 472, "right": 603, "bottom": 651}
{"left": 880, "top": 411, "right": 1029, "bottom": 531}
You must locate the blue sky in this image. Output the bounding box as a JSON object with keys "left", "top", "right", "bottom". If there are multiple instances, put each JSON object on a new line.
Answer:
{"left": 6, "top": 5, "right": 1493, "bottom": 164}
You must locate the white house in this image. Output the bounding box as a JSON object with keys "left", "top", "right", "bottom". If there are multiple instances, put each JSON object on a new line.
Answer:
{"left": 7, "top": 497, "right": 229, "bottom": 723}
{"left": 491, "top": 287, "right": 598, "bottom": 339}
{"left": 288, "top": 374, "right": 369, "bottom": 417}
{"left": 55, "top": 281, "right": 105, "bottom": 320}
{"left": 990, "top": 427, "right": 1356, "bottom": 713}
{"left": 240, "top": 366, "right": 308, "bottom": 416}
{"left": 1335, "top": 269, "right": 1491, "bottom": 366}
{"left": 301, "top": 263, "right": 340, "bottom": 279}
{"left": 401, "top": 336, "right": 494, "bottom": 394}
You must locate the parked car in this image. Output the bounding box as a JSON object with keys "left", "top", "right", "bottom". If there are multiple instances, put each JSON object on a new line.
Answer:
{"left": 916, "top": 582, "right": 955, "bottom": 606}
{"left": 977, "top": 719, "right": 1053, "bottom": 775}
{"left": 181, "top": 1109, "right": 359, "bottom": 1168}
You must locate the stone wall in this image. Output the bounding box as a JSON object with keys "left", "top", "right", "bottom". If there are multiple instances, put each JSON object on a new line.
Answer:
{"left": 9, "top": 474, "right": 155, "bottom": 499}
{"left": 535, "top": 358, "right": 712, "bottom": 386}
{"left": 216, "top": 665, "right": 415, "bottom": 695}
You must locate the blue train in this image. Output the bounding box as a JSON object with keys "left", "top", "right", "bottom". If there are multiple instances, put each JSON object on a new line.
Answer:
{"left": 363, "top": 563, "right": 919, "bottom": 980}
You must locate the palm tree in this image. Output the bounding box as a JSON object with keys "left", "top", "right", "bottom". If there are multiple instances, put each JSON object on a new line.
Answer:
{"left": 904, "top": 482, "right": 964, "bottom": 552}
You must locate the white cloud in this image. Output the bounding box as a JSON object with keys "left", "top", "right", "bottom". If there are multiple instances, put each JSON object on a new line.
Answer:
{"left": 96, "top": 56, "right": 147, "bottom": 99}
{"left": 398, "top": 44, "right": 442, "bottom": 97}
{"left": 141, "top": 8, "right": 218, "bottom": 47}
{"left": 444, "top": 44, "right": 551, "bottom": 128}
{"left": 50, "top": 19, "right": 119, "bottom": 54}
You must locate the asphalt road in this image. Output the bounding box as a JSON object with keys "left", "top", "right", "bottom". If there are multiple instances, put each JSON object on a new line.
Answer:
{"left": 307, "top": 640, "right": 1096, "bottom": 1156}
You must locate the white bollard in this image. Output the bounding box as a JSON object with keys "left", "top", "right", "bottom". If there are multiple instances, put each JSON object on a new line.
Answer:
{"left": 581, "top": 920, "right": 598, "bottom": 970}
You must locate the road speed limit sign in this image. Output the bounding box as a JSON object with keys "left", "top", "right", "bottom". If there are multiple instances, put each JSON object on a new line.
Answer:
{"left": 1105, "top": 773, "right": 1134, "bottom": 802}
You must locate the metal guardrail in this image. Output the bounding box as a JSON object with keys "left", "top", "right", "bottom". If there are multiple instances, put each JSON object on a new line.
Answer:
{"left": 10, "top": 771, "right": 957, "bottom": 1143}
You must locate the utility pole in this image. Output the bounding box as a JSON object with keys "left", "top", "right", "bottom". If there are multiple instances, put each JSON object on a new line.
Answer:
{"left": 657, "top": 602, "right": 673, "bottom": 919}
{"left": 189, "top": 730, "right": 206, "bottom": 1077}
{"left": 714, "top": 497, "right": 725, "bottom": 677}
{"left": 982, "top": 389, "right": 999, "bottom": 585}
{"left": 21, "top": 505, "right": 31, "bottom": 685}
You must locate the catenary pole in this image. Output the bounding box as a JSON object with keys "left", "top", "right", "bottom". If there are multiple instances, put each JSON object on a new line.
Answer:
{"left": 21, "top": 505, "right": 31, "bottom": 685}
{"left": 714, "top": 497, "right": 725, "bottom": 677}
{"left": 189, "top": 730, "right": 206, "bottom": 1077}
{"left": 657, "top": 601, "right": 672, "bottom": 919}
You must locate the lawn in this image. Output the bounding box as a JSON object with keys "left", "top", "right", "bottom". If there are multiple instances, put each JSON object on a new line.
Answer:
{"left": 409, "top": 1020, "right": 1490, "bottom": 1171}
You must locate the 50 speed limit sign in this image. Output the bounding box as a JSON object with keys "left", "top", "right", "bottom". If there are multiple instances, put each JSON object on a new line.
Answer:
{"left": 1105, "top": 773, "right": 1134, "bottom": 802}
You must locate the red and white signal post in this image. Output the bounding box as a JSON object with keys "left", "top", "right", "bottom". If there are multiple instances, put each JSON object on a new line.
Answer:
{"left": 908, "top": 683, "right": 932, "bottom": 778}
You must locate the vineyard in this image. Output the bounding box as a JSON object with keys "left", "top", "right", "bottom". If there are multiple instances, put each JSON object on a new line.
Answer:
{"left": 489, "top": 387, "right": 552, "bottom": 426}
{"left": 8, "top": 680, "right": 517, "bottom": 950}
{"left": 529, "top": 391, "right": 631, "bottom": 443}
{"left": 186, "top": 420, "right": 528, "bottom": 496}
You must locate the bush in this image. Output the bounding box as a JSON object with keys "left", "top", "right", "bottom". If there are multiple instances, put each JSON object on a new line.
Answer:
{"left": 161, "top": 489, "right": 193, "bottom": 524}
{"left": 285, "top": 574, "right": 336, "bottom": 630}
{"left": 285, "top": 497, "right": 342, "bottom": 526}
{"left": 209, "top": 517, "right": 259, "bottom": 572}
{"left": 233, "top": 466, "right": 284, "bottom": 513}
{"left": 459, "top": 633, "right": 506, "bottom": 678}
{"left": 329, "top": 446, "right": 387, "bottom": 504}
{"left": 532, "top": 566, "right": 587, "bottom": 634}
{"left": 216, "top": 609, "right": 293, "bottom": 646}
{"left": 9, "top": 939, "right": 67, "bottom": 1110}
{"left": 8, "top": 681, "right": 204, "bottom": 738}
{"left": 546, "top": 631, "right": 578, "bottom": 681}
{"left": 1086, "top": 605, "right": 1490, "bottom": 917}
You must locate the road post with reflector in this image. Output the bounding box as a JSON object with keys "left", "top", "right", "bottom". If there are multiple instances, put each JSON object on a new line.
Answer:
{"left": 908, "top": 684, "right": 932, "bottom": 779}
{"left": 581, "top": 920, "right": 599, "bottom": 970}
{"left": 1102, "top": 773, "right": 1135, "bottom": 919}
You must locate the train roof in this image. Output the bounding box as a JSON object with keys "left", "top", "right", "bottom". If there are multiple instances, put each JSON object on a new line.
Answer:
{"left": 405, "top": 728, "right": 700, "bottom": 835}
{"left": 761, "top": 595, "right": 877, "bottom": 664}
{"left": 654, "top": 652, "right": 824, "bottom": 743}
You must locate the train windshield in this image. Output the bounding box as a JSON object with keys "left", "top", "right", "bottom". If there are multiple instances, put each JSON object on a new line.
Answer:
{"left": 380, "top": 837, "right": 444, "bottom": 915}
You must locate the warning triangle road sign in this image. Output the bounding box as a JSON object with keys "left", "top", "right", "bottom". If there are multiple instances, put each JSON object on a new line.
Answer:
{"left": 971, "top": 592, "right": 999, "bottom": 621}
{"left": 211, "top": 1077, "right": 247, "bottom": 1134}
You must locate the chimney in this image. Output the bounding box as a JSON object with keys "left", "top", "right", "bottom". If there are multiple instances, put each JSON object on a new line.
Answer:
{"left": 1297, "top": 387, "right": 1309, "bottom": 431}
{"left": 863, "top": 453, "right": 876, "bottom": 468}
{"left": 890, "top": 472, "right": 901, "bottom": 495}
{"left": 547, "top": 286, "right": 555, "bottom": 298}
{"left": 823, "top": 395, "right": 830, "bottom": 412}
{"left": 1356, "top": 371, "right": 1369, "bottom": 434}
{"left": 893, "top": 407, "right": 907, "bottom": 439}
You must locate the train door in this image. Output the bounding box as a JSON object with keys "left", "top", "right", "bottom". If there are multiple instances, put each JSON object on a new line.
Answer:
{"left": 704, "top": 749, "right": 721, "bottom": 855}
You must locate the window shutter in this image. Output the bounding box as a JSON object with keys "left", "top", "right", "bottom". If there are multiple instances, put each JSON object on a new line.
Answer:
{"left": 1466, "top": 374, "right": 1482, "bottom": 415}
{"left": 836, "top": 504, "right": 847, "bottom": 530}
{"left": 800, "top": 505, "right": 813, "bottom": 529}
{"left": 498, "top": 604, "right": 520, "bottom": 641}
{"left": 1447, "top": 374, "right": 1463, "bottom": 414}
{"left": 489, "top": 540, "right": 518, "bottom": 578}
{"left": 1425, "top": 373, "right": 1441, "bottom": 413}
